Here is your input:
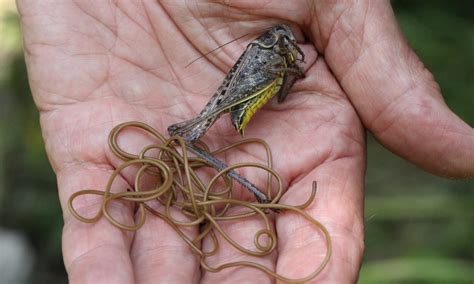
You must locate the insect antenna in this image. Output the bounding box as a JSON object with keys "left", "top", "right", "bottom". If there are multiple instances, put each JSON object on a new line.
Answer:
{"left": 185, "top": 32, "right": 250, "bottom": 68}
{"left": 185, "top": 26, "right": 273, "bottom": 68}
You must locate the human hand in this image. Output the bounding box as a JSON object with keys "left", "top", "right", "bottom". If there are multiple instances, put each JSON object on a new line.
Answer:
{"left": 18, "top": 0, "right": 473, "bottom": 283}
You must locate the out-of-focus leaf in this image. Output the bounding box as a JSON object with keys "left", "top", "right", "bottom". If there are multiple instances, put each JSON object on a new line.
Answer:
{"left": 359, "top": 257, "right": 474, "bottom": 283}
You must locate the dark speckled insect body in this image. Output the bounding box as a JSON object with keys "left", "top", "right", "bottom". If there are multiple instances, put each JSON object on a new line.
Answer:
{"left": 168, "top": 24, "right": 305, "bottom": 142}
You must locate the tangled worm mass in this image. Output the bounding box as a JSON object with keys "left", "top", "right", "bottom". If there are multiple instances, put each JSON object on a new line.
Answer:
{"left": 68, "top": 121, "right": 331, "bottom": 282}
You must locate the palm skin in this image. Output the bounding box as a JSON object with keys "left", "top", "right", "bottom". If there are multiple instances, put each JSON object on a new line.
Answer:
{"left": 18, "top": 0, "right": 473, "bottom": 283}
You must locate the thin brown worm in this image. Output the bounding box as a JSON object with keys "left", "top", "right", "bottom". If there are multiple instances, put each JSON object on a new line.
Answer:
{"left": 68, "top": 121, "right": 331, "bottom": 282}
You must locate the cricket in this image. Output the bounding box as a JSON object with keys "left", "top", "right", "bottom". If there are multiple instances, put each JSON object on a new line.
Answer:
{"left": 168, "top": 24, "right": 305, "bottom": 203}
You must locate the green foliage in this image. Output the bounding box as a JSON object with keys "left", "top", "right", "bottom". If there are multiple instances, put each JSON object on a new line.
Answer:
{"left": 359, "top": 257, "right": 473, "bottom": 283}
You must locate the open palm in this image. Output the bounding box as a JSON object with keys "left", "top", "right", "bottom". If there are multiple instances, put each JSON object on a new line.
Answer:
{"left": 19, "top": 1, "right": 473, "bottom": 283}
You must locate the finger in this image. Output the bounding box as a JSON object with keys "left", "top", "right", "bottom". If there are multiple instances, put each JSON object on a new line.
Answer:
{"left": 311, "top": 0, "right": 474, "bottom": 178}
{"left": 107, "top": 128, "right": 203, "bottom": 282}
{"left": 274, "top": 58, "right": 366, "bottom": 283}
{"left": 64, "top": 119, "right": 203, "bottom": 282}
{"left": 39, "top": 113, "right": 139, "bottom": 282}
{"left": 58, "top": 165, "right": 135, "bottom": 284}
{"left": 276, "top": 164, "right": 365, "bottom": 283}
{"left": 200, "top": 206, "right": 277, "bottom": 283}
{"left": 130, "top": 204, "right": 201, "bottom": 283}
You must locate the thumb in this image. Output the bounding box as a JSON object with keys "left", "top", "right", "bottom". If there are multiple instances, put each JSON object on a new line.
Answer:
{"left": 311, "top": 0, "right": 474, "bottom": 178}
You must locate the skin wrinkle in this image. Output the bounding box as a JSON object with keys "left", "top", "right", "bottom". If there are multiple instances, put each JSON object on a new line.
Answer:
{"left": 307, "top": 1, "right": 324, "bottom": 51}
{"left": 45, "top": 123, "right": 76, "bottom": 171}
{"left": 276, "top": 231, "right": 329, "bottom": 271}
{"left": 29, "top": 45, "right": 112, "bottom": 111}
{"left": 151, "top": 2, "right": 195, "bottom": 85}
{"left": 253, "top": 106, "right": 322, "bottom": 139}
{"left": 288, "top": 152, "right": 329, "bottom": 191}
{"left": 326, "top": 130, "right": 364, "bottom": 163}
{"left": 324, "top": 3, "right": 349, "bottom": 52}
{"left": 289, "top": 143, "right": 361, "bottom": 194}
{"left": 277, "top": 215, "right": 363, "bottom": 281}
{"left": 110, "top": 42, "right": 161, "bottom": 78}
{"left": 106, "top": 24, "right": 174, "bottom": 83}
{"left": 84, "top": 78, "right": 113, "bottom": 105}
{"left": 333, "top": 26, "right": 378, "bottom": 87}
{"left": 368, "top": 79, "right": 418, "bottom": 135}
{"left": 405, "top": 52, "right": 442, "bottom": 99}
{"left": 26, "top": 53, "right": 85, "bottom": 111}
{"left": 72, "top": 0, "right": 119, "bottom": 39}
{"left": 109, "top": 53, "right": 170, "bottom": 92}
{"left": 357, "top": 1, "right": 369, "bottom": 65}
{"left": 132, "top": 241, "right": 197, "bottom": 256}
{"left": 60, "top": 160, "right": 116, "bottom": 176}
{"left": 45, "top": 108, "right": 115, "bottom": 169}
{"left": 265, "top": 110, "right": 303, "bottom": 135}
{"left": 145, "top": 2, "right": 198, "bottom": 114}
{"left": 66, "top": 24, "right": 117, "bottom": 53}
{"left": 59, "top": 34, "right": 117, "bottom": 103}
{"left": 325, "top": 4, "right": 395, "bottom": 89}
{"left": 286, "top": 99, "right": 362, "bottom": 151}
{"left": 132, "top": 247, "right": 200, "bottom": 282}
{"left": 79, "top": 64, "right": 111, "bottom": 103}
{"left": 433, "top": 125, "right": 455, "bottom": 173}
{"left": 66, "top": 242, "right": 133, "bottom": 277}
{"left": 62, "top": 219, "right": 133, "bottom": 250}
{"left": 220, "top": 0, "right": 310, "bottom": 26}
{"left": 333, "top": 35, "right": 396, "bottom": 120}
{"left": 35, "top": 88, "right": 80, "bottom": 112}
{"left": 24, "top": 41, "right": 66, "bottom": 56}
{"left": 115, "top": 2, "right": 157, "bottom": 43}
{"left": 184, "top": 1, "right": 235, "bottom": 71}
{"left": 75, "top": 3, "right": 188, "bottom": 100}
{"left": 306, "top": 206, "right": 364, "bottom": 245}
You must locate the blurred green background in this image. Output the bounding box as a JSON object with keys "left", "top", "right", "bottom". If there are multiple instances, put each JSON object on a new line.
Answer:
{"left": 0, "top": 0, "right": 472, "bottom": 283}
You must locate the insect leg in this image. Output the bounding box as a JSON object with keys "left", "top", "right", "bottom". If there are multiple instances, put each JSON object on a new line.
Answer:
{"left": 277, "top": 71, "right": 300, "bottom": 103}
{"left": 185, "top": 143, "right": 269, "bottom": 203}
{"left": 168, "top": 114, "right": 219, "bottom": 143}
{"left": 288, "top": 40, "right": 305, "bottom": 62}
{"left": 267, "top": 65, "right": 304, "bottom": 78}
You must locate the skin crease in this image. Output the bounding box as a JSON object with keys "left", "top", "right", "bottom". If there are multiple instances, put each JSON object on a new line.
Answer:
{"left": 17, "top": 0, "right": 473, "bottom": 283}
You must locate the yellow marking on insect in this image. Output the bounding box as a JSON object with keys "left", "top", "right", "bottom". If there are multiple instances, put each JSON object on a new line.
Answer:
{"left": 238, "top": 75, "right": 284, "bottom": 135}
{"left": 288, "top": 52, "right": 295, "bottom": 63}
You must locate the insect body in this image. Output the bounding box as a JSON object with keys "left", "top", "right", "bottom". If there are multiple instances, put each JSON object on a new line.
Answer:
{"left": 168, "top": 24, "right": 305, "bottom": 142}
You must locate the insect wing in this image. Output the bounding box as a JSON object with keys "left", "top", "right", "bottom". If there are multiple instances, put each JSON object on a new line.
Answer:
{"left": 177, "top": 45, "right": 280, "bottom": 125}
{"left": 167, "top": 44, "right": 274, "bottom": 141}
